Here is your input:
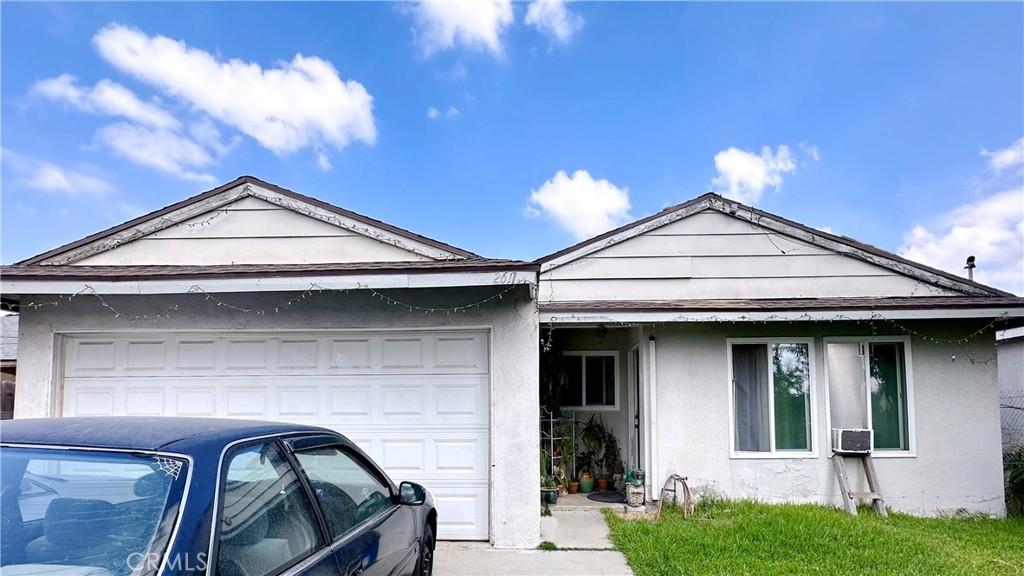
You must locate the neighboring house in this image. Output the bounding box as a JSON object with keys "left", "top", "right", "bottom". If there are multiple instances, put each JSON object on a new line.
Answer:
{"left": 2, "top": 178, "right": 1022, "bottom": 549}
{"left": 0, "top": 176, "right": 540, "bottom": 548}
{"left": 998, "top": 327, "right": 1024, "bottom": 457}
{"left": 1, "top": 314, "right": 17, "bottom": 419}
{"left": 537, "top": 193, "right": 1023, "bottom": 517}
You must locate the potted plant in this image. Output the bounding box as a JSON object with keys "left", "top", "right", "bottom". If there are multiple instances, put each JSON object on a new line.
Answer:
{"left": 576, "top": 451, "right": 595, "bottom": 493}
{"left": 541, "top": 475, "right": 559, "bottom": 504}
{"left": 540, "top": 452, "right": 559, "bottom": 503}
{"left": 581, "top": 415, "right": 608, "bottom": 491}
{"left": 556, "top": 427, "right": 576, "bottom": 492}
{"left": 601, "top": 429, "right": 622, "bottom": 491}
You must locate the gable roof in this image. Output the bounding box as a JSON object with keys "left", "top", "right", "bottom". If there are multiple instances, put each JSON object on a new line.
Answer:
{"left": 537, "top": 192, "right": 1012, "bottom": 298}
{"left": 18, "top": 175, "right": 479, "bottom": 266}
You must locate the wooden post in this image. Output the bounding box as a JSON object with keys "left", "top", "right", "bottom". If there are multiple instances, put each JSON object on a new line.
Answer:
{"left": 833, "top": 451, "right": 887, "bottom": 517}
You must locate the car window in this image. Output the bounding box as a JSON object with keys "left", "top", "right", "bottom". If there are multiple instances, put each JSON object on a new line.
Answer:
{"left": 216, "top": 442, "right": 324, "bottom": 576}
{"left": 0, "top": 447, "right": 186, "bottom": 576}
{"left": 294, "top": 446, "right": 394, "bottom": 541}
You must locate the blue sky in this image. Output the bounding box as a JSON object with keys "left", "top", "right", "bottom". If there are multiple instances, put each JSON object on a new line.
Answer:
{"left": 2, "top": 1, "right": 1022, "bottom": 294}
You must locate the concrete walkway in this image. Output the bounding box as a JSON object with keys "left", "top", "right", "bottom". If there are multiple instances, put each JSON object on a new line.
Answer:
{"left": 434, "top": 498, "right": 635, "bottom": 576}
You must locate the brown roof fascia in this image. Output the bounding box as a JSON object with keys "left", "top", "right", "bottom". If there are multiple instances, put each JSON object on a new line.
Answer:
{"left": 0, "top": 260, "right": 538, "bottom": 282}
{"left": 539, "top": 296, "right": 1024, "bottom": 313}
{"left": 17, "top": 175, "right": 479, "bottom": 266}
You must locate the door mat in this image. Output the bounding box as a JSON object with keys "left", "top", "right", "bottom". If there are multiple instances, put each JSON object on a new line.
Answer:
{"left": 587, "top": 490, "right": 625, "bottom": 503}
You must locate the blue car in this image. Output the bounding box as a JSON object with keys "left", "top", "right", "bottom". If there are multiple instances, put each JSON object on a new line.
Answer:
{"left": 0, "top": 417, "right": 437, "bottom": 576}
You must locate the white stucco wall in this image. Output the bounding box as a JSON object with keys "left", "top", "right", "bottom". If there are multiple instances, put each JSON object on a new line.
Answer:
{"left": 14, "top": 286, "right": 540, "bottom": 548}
{"left": 644, "top": 320, "right": 1005, "bottom": 516}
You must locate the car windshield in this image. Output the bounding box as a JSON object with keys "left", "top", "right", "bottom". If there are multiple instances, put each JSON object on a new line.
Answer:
{"left": 0, "top": 446, "right": 188, "bottom": 576}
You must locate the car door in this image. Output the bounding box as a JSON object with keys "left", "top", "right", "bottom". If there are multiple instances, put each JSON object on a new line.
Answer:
{"left": 288, "top": 438, "right": 418, "bottom": 576}
{"left": 214, "top": 440, "right": 341, "bottom": 576}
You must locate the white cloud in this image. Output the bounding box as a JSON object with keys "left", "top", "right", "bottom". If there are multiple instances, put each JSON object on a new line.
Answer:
{"left": 526, "top": 0, "right": 584, "bottom": 43}
{"left": 982, "top": 137, "right": 1024, "bottom": 174}
{"left": 427, "top": 105, "right": 460, "bottom": 120}
{"left": 31, "top": 74, "right": 179, "bottom": 130}
{"left": 525, "top": 169, "right": 631, "bottom": 239}
{"left": 710, "top": 145, "right": 797, "bottom": 205}
{"left": 899, "top": 189, "right": 1024, "bottom": 295}
{"left": 316, "top": 151, "right": 332, "bottom": 171}
{"left": 92, "top": 23, "right": 376, "bottom": 160}
{"left": 1, "top": 148, "right": 113, "bottom": 197}
{"left": 95, "top": 123, "right": 217, "bottom": 183}
{"left": 799, "top": 142, "right": 820, "bottom": 161}
{"left": 406, "top": 0, "right": 514, "bottom": 56}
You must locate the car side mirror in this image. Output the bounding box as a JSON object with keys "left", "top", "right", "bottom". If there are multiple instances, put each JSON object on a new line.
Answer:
{"left": 398, "top": 481, "right": 426, "bottom": 505}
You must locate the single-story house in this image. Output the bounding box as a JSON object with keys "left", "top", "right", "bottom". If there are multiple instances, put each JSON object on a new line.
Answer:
{"left": 2, "top": 176, "right": 1022, "bottom": 548}
{"left": 537, "top": 192, "right": 1023, "bottom": 516}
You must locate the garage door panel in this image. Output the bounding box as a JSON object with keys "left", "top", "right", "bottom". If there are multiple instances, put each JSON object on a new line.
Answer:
{"left": 224, "top": 385, "right": 268, "bottom": 418}
{"left": 434, "top": 335, "right": 486, "bottom": 370}
{"left": 329, "top": 338, "right": 373, "bottom": 369}
{"left": 429, "top": 485, "right": 489, "bottom": 540}
{"left": 124, "top": 387, "right": 166, "bottom": 416}
{"left": 381, "top": 337, "right": 426, "bottom": 368}
{"left": 176, "top": 339, "right": 218, "bottom": 370}
{"left": 278, "top": 339, "right": 320, "bottom": 369}
{"left": 171, "top": 387, "right": 217, "bottom": 417}
{"left": 275, "top": 386, "right": 320, "bottom": 418}
{"left": 65, "top": 383, "right": 116, "bottom": 416}
{"left": 327, "top": 384, "right": 373, "bottom": 419}
{"left": 63, "top": 330, "right": 491, "bottom": 541}
{"left": 68, "top": 340, "right": 118, "bottom": 374}
{"left": 125, "top": 341, "right": 168, "bottom": 371}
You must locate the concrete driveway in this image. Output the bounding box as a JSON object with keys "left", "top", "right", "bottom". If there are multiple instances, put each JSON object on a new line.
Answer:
{"left": 434, "top": 505, "right": 634, "bottom": 576}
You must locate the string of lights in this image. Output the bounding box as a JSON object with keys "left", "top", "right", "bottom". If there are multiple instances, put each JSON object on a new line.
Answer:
{"left": 360, "top": 283, "right": 522, "bottom": 314}
{"left": 542, "top": 312, "right": 1012, "bottom": 365}
{"left": 14, "top": 284, "right": 1013, "bottom": 357}
{"left": 17, "top": 282, "right": 532, "bottom": 323}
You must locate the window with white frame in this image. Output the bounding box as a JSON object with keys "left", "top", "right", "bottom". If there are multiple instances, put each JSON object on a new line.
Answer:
{"left": 560, "top": 352, "right": 618, "bottom": 409}
{"left": 730, "top": 340, "right": 814, "bottom": 454}
{"left": 825, "top": 338, "right": 912, "bottom": 452}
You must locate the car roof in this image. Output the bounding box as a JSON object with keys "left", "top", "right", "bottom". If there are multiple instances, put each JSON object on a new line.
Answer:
{"left": 0, "top": 417, "right": 338, "bottom": 452}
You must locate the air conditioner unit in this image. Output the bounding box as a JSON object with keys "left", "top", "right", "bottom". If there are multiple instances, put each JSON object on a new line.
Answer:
{"left": 832, "top": 428, "right": 872, "bottom": 454}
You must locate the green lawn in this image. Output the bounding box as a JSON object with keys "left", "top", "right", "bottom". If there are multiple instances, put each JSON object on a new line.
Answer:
{"left": 605, "top": 499, "right": 1024, "bottom": 575}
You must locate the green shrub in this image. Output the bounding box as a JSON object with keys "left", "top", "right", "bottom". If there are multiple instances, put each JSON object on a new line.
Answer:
{"left": 1007, "top": 447, "right": 1024, "bottom": 517}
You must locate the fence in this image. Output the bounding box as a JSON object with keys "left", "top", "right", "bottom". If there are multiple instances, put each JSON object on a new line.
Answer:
{"left": 1002, "top": 391, "right": 1024, "bottom": 462}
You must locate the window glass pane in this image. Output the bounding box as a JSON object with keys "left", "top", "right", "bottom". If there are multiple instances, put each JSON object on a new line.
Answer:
{"left": 561, "top": 356, "right": 583, "bottom": 406}
{"left": 603, "top": 356, "right": 616, "bottom": 406}
{"left": 772, "top": 343, "right": 811, "bottom": 451}
{"left": 827, "top": 342, "right": 868, "bottom": 430}
{"left": 218, "top": 442, "right": 323, "bottom": 576}
{"left": 295, "top": 447, "right": 394, "bottom": 541}
{"left": 732, "top": 344, "right": 769, "bottom": 452}
{"left": 585, "top": 356, "right": 614, "bottom": 406}
{"left": 870, "top": 343, "right": 909, "bottom": 450}
{"left": 1, "top": 448, "right": 185, "bottom": 576}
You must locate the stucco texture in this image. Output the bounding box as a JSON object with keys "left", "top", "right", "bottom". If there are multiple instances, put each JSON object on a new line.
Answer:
{"left": 14, "top": 285, "right": 541, "bottom": 548}
{"left": 644, "top": 320, "right": 1005, "bottom": 517}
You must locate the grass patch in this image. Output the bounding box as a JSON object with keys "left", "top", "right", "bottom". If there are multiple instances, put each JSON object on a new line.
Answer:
{"left": 605, "top": 499, "right": 1024, "bottom": 575}
{"left": 538, "top": 541, "right": 558, "bottom": 551}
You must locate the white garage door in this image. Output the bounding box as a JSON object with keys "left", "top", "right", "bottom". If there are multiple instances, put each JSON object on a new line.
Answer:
{"left": 61, "top": 330, "right": 491, "bottom": 540}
